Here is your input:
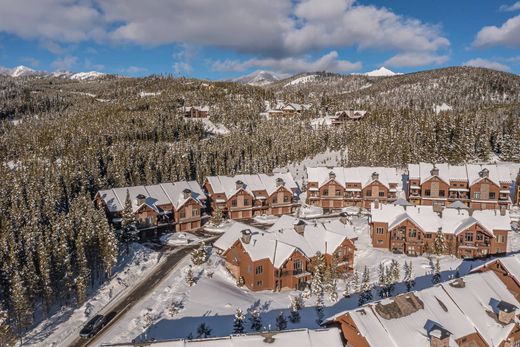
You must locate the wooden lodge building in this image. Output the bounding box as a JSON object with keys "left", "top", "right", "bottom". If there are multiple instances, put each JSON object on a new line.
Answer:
{"left": 203, "top": 173, "right": 299, "bottom": 220}
{"left": 407, "top": 163, "right": 513, "bottom": 210}
{"left": 306, "top": 166, "right": 400, "bottom": 210}
{"left": 182, "top": 105, "right": 210, "bottom": 118}
{"left": 95, "top": 181, "right": 206, "bottom": 233}
{"left": 370, "top": 201, "right": 511, "bottom": 258}
{"left": 214, "top": 215, "right": 357, "bottom": 292}
{"left": 267, "top": 101, "right": 312, "bottom": 117}
{"left": 326, "top": 271, "right": 520, "bottom": 347}
{"left": 472, "top": 254, "right": 520, "bottom": 300}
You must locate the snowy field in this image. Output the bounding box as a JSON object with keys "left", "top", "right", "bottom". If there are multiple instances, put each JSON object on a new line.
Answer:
{"left": 92, "top": 214, "right": 520, "bottom": 345}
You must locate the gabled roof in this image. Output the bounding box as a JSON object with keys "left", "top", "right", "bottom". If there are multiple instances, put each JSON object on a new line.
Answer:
{"left": 472, "top": 253, "right": 520, "bottom": 286}
{"left": 205, "top": 173, "right": 297, "bottom": 199}
{"left": 441, "top": 208, "right": 511, "bottom": 235}
{"left": 371, "top": 203, "right": 441, "bottom": 233}
{"left": 97, "top": 181, "right": 206, "bottom": 213}
{"left": 307, "top": 166, "right": 399, "bottom": 189}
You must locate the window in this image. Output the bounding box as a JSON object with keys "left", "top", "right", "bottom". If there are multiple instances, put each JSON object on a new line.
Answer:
{"left": 283, "top": 196, "right": 289, "bottom": 203}
{"left": 336, "top": 190, "right": 341, "bottom": 197}
{"left": 323, "top": 189, "right": 329, "bottom": 196}
{"left": 425, "top": 189, "right": 431, "bottom": 197}
{"left": 255, "top": 265, "right": 263, "bottom": 274}
{"left": 232, "top": 199, "right": 237, "bottom": 207}
{"left": 439, "top": 190, "right": 445, "bottom": 197}
{"left": 474, "top": 192, "right": 480, "bottom": 199}
{"left": 247, "top": 265, "right": 251, "bottom": 273}
{"left": 379, "top": 191, "right": 385, "bottom": 197}
{"left": 376, "top": 227, "right": 384, "bottom": 235}
{"left": 476, "top": 233, "right": 483, "bottom": 241}
{"left": 497, "top": 235, "right": 506, "bottom": 243}
{"left": 377, "top": 240, "right": 383, "bottom": 244}
{"left": 409, "top": 230, "right": 417, "bottom": 237}
{"left": 465, "top": 233, "right": 473, "bottom": 242}
{"left": 272, "top": 197, "right": 277, "bottom": 204}
{"left": 366, "top": 190, "right": 372, "bottom": 197}
{"left": 256, "top": 280, "right": 263, "bottom": 287}
{"left": 294, "top": 260, "right": 302, "bottom": 270}
{"left": 489, "top": 192, "right": 496, "bottom": 199}
{"left": 192, "top": 209, "right": 199, "bottom": 217}
{"left": 180, "top": 211, "right": 186, "bottom": 219}
{"left": 244, "top": 198, "right": 249, "bottom": 206}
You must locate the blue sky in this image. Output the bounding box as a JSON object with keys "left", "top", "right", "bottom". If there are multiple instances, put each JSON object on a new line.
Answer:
{"left": 0, "top": 0, "right": 519, "bottom": 79}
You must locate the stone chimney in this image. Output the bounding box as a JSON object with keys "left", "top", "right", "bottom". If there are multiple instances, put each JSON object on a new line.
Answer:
{"left": 449, "top": 278, "right": 465, "bottom": 288}
{"left": 431, "top": 165, "right": 439, "bottom": 177}
{"left": 468, "top": 207, "right": 474, "bottom": 217}
{"left": 136, "top": 194, "right": 146, "bottom": 206}
{"left": 294, "top": 220, "right": 305, "bottom": 235}
{"left": 276, "top": 177, "right": 285, "bottom": 187}
{"left": 480, "top": 168, "right": 489, "bottom": 178}
{"left": 497, "top": 301, "right": 517, "bottom": 324}
{"left": 429, "top": 326, "right": 451, "bottom": 347}
{"left": 236, "top": 180, "right": 244, "bottom": 190}
{"left": 500, "top": 205, "right": 507, "bottom": 216}
{"left": 372, "top": 172, "right": 379, "bottom": 181}
{"left": 183, "top": 188, "right": 191, "bottom": 199}
{"left": 432, "top": 203, "right": 444, "bottom": 214}
{"left": 374, "top": 199, "right": 380, "bottom": 209}
{"left": 329, "top": 171, "right": 336, "bottom": 180}
{"left": 241, "top": 229, "right": 252, "bottom": 244}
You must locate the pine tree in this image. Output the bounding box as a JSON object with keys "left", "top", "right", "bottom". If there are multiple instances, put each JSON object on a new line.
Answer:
{"left": 191, "top": 242, "right": 208, "bottom": 265}
{"left": 211, "top": 207, "right": 223, "bottom": 225}
{"left": 432, "top": 258, "right": 442, "bottom": 284}
{"left": 352, "top": 270, "right": 360, "bottom": 293}
{"left": 311, "top": 252, "right": 326, "bottom": 296}
{"left": 275, "top": 312, "right": 287, "bottom": 331}
{"left": 232, "top": 308, "right": 245, "bottom": 334}
{"left": 434, "top": 229, "right": 447, "bottom": 256}
{"left": 186, "top": 266, "right": 195, "bottom": 287}
{"left": 196, "top": 323, "right": 212, "bottom": 338}
{"left": 403, "top": 261, "right": 416, "bottom": 292}
{"left": 358, "top": 266, "right": 373, "bottom": 306}
{"left": 0, "top": 308, "right": 13, "bottom": 346}
{"left": 249, "top": 309, "right": 262, "bottom": 331}
{"left": 315, "top": 294, "right": 325, "bottom": 325}
{"left": 289, "top": 294, "right": 303, "bottom": 324}
{"left": 121, "top": 190, "right": 136, "bottom": 228}
{"left": 377, "top": 263, "right": 387, "bottom": 299}
{"left": 10, "top": 271, "right": 32, "bottom": 344}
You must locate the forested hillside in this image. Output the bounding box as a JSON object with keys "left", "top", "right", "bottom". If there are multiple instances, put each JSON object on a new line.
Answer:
{"left": 0, "top": 67, "right": 519, "bottom": 341}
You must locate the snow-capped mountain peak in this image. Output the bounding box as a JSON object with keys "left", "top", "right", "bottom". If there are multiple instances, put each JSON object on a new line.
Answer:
{"left": 70, "top": 71, "right": 106, "bottom": 80}
{"left": 365, "top": 67, "right": 400, "bottom": 77}
{"left": 11, "top": 65, "right": 38, "bottom": 77}
{"left": 232, "top": 70, "right": 284, "bottom": 86}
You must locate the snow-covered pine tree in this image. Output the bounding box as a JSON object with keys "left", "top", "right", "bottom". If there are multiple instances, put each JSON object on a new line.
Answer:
{"left": 289, "top": 294, "right": 303, "bottom": 324}
{"left": 434, "top": 229, "right": 447, "bottom": 256}
{"left": 432, "top": 258, "right": 442, "bottom": 284}
{"left": 377, "top": 263, "right": 387, "bottom": 299}
{"left": 185, "top": 266, "right": 195, "bottom": 287}
{"left": 232, "top": 308, "right": 245, "bottom": 334}
{"left": 352, "top": 270, "right": 360, "bottom": 293}
{"left": 196, "top": 323, "right": 212, "bottom": 338}
{"left": 211, "top": 207, "right": 223, "bottom": 225}
{"left": 358, "top": 266, "right": 373, "bottom": 306}
{"left": 315, "top": 294, "right": 325, "bottom": 325}
{"left": 310, "top": 252, "right": 326, "bottom": 296}
{"left": 191, "top": 242, "right": 208, "bottom": 265}
{"left": 403, "top": 261, "right": 416, "bottom": 292}
{"left": 121, "top": 189, "right": 136, "bottom": 228}
{"left": 249, "top": 309, "right": 262, "bottom": 331}
{"left": 276, "top": 312, "right": 287, "bottom": 331}
{"left": 0, "top": 308, "right": 13, "bottom": 346}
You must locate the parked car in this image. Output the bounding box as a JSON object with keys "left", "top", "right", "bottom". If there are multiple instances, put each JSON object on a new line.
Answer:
{"left": 79, "top": 314, "right": 105, "bottom": 339}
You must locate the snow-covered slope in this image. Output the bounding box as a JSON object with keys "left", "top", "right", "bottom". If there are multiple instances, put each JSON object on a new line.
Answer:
{"left": 70, "top": 71, "right": 106, "bottom": 80}
{"left": 284, "top": 74, "right": 317, "bottom": 87}
{"left": 364, "top": 67, "right": 401, "bottom": 77}
{"left": 232, "top": 70, "right": 284, "bottom": 86}
{"left": 0, "top": 65, "right": 106, "bottom": 80}
{"left": 0, "top": 65, "right": 42, "bottom": 77}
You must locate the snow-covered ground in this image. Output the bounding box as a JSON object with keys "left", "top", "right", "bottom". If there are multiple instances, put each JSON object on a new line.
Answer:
{"left": 184, "top": 117, "right": 230, "bottom": 136}
{"left": 160, "top": 232, "right": 203, "bottom": 246}
{"left": 284, "top": 75, "right": 317, "bottom": 87}
{"left": 23, "top": 244, "right": 163, "bottom": 346}
{"left": 91, "top": 214, "right": 520, "bottom": 344}
{"left": 433, "top": 102, "right": 453, "bottom": 114}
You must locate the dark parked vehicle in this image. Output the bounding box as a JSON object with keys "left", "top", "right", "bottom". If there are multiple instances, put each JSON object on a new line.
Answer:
{"left": 79, "top": 314, "right": 105, "bottom": 339}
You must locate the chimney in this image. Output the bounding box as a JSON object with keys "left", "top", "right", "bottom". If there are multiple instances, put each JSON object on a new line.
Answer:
{"left": 500, "top": 205, "right": 507, "bottom": 216}
{"left": 374, "top": 199, "right": 380, "bottom": 209}
{"left": 372, "top": 172, "right": 379, "bottom": 181}
{"left": 431, "top": 165, "right": 439, "bottom": 177}
{"left": 449, "top": 278, "right": 465, "bottom": 288}
{"left": 236, "top": 180, "right": 244, "bottom": 190}
{"left": 136, "top": 194, "right": 146, "bottom": 206}
{"left": 480, "top": 168, "right": 489, "bottom": 178}
{"left": 429, "top": 326, "right": 451, "bottom": 347}
{"left": 294, "top": 220, "right": 305, "bottom": 235}
{"left": 497, "top": 301, "right": 517, "bottom": 324}
{"left": 329, "top": 171, "right": 336, "bottom": 180}
{"left": 183, "top": 188, "right": 191, "bottom": 199}
{"left": 433, "top": 203, "right": 443, "bottom": 214}
{"left": 468, "top": 207, "right": 474, "bottom": 217}
{"left": 276, "top": 177, "right": 285, "bottom": 187}
{"left": 241, "top": 229, "right": 252, "bottom": 244}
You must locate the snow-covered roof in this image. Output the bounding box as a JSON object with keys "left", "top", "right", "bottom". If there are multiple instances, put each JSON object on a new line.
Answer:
{"left": 205, "top": 173, "right": 297, "bottom": 199}
{"left": 97, "top": 181, "right": 206, "bottom": 213}
{"left": 107, "top": 328, "right": 344, "bottom": 347}
{"left": 334, "top": 110, "right": 368, "bottom": 119}
{"left": 408, "top": 162, "right": 513, "bottom": 186}
{"left": 371, "top": 202, "right": 510, "bottom": 235}
{"left": 472, "top": 253, "right": 520, "bottom": 286}
{"left": 183, "top": 105, "right": 209, "bottom": 112}
{"left": 307, "top": 166, "right": 399, "bottom": 189}
{"left": 327, "top": 271, "right": 520, "bottom": 347}
{"left": 217, "top": 216, "right": 356, "bottom": 268}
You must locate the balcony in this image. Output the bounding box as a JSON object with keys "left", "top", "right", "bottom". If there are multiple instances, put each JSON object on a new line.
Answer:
{"left": 281, "top": 269, "right": 310, "bottom": 277}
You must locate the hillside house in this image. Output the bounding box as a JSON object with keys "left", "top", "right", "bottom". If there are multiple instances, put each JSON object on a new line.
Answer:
{"left": 203, "top": 173, "right": 299, "bottom": 220}
{"left": 327, "top": 271, "right": 520, "bottom": 347}
{"left": 306, "top": 167, "right": 400, "bottom": 210}
{"left": 182, "top": 105, "right": 209, "bottom": 118}
{"left": 407, "top": 163, "right": 513, "bottom": 210}
{"left": 370, "top": 201, "right": 510, "bottom": 258}
{"left": 95, "top": 181, "right": 206, "bottom": 232}
{"left": 267, "top": 101, "right": 311, "bottom": 117}
{"left": 214, "top": 215, "right": 357, "bottom": 291}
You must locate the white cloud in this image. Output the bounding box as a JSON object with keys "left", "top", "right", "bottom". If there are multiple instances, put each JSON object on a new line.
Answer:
{"left": 463, "top": 58, "right": 511, "bottom": 72}
{"left": 384, "top": 52, "right": 449, "bottom": 68}
{"left": 21, "top": 56, "right": 40, "bottom": 67}
{"left": 84, "top": 58, "right": 104, "bottom": 71}
{"left": 119, "top": 66, "right": 148, "bottom": 74}
{"left": 173, "top": 62, "right": 192, "bottom": 75}
{"left": 499, "top": 1, "right": 520, "bottom": 11}
{"left": 212, "top": 51, "right": 361, "bottom": 74}
{"left": 51, "top": 55, "right": 77, "bottom": 71}
{"left": 473, "top": 14, "right": 520, "bottom": 48}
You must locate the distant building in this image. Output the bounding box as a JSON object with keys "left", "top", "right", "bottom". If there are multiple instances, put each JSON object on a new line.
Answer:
{"left": 306, "top": 166, "right": 399, "bottom": 210}
{"left": 267, "top": 101, "right": 311, "bottom": 117}
{"left": 203, "top": 173, "right": 299, "bottom": 220}
{"left": 310, "top": 110, "right": 368, "bottom": 129}
{"left": 327, "top": 271, "right": 520, "bottom": 347}
{"left": 182, "top": 105, "right": 209, "bottom": 118}
{"left": 95, "top": 181, "right": 206, "bottom": 232}
{"left": 407, "top": 163, "right": 513, "bottom": 210}
{"left": 214, "top": 216, "right": 357, "bottom": 291}
{"left": 370, "top": 201, "right": 510, "bottom": 258}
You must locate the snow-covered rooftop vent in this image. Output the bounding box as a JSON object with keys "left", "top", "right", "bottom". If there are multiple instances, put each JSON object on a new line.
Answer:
{"left": 136, "top": 193, "right": 146, "bottom": 205}
{"left": 235, "top": 180, "right": 244, "bottom": 190}
{"left": 241, "top": 229, "right": 252, "bottom": 244}
{"left": 183, "top": 188, "right": 191, "bottom": 199}
{"left": 431, "top": 165, "right": 440, "bottom": 177}
{"left": 428, "top": 323, "right": 452, "bottom": 347}
{"left": 496, "top": 300, "right": 517, "bottom": 324}
{"left": 449, "top": 278, "right": 465, "bottom": 288}
{"left": 329, "top": 171, "right": 336, "bottom": 180}
{"left": 371, "top": 172, "right": 379, "bottom": 181}
{"left": 480, "top": 168, "right": 490, "bottom": 178}
{"left": 276, "top": 177, "right": 285, "bottom": 187}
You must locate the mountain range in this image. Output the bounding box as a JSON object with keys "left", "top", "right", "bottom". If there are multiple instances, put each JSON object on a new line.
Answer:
{"left": 0, "top": 65, "right": 107, "bottom": 80}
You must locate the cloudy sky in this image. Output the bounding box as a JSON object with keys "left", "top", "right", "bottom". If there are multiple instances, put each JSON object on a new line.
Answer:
{"left": 0, "top": 0, "right": 519, "bottom": 78}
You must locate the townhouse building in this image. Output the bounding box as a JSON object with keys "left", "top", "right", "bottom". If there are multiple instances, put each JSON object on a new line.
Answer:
{"left": 407, "top": 163, "right": 513, "bottom": 210}
{"left": 327, "top": 271, "right": 520, "bottom": 347}
{"left": 370, "top": 201, "right": 510, "bottom": 258}
{"left": 214, "top": 215, "right": 357, "bottom": 292}
{"left": 95, "top": 181, "right": 206, "bottom": 232}
{"left": 306, "top": 166, "right": 400, "bottom": 210}
{"left": 472, "top": 254, "right": 520, "bottom": 299}
{"left": 203, "top": 173, "right": 299, "bottom": 220}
